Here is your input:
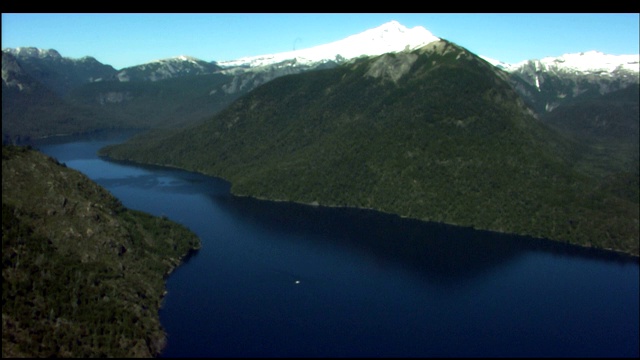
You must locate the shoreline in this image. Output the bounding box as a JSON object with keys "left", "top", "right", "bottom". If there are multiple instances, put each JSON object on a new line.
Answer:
{"left": 99, "top": 154, "right": 640, "bottom": 260}
{"left": 231, "top": 191, "right": 640, "bottom": 260}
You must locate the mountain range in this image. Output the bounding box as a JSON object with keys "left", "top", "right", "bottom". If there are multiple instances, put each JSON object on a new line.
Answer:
{"left": 3, "top": 21, "right": 638, "bottom": 142}
{"left": 99, "top": 37, "right": 638, "bottom": 256}
{"left": 2, "top": 21, "right": 639, "bottom": 256}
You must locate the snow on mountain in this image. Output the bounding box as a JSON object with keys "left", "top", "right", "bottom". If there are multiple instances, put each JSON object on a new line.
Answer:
{"left": 528, "top": 51, "right": 638, "bottom": 74}
{"left": 217, "top": 20, "right": 440, "bottom": 69}
{"left": 496, "top": 51, "right": 639, "bottom": 114}
{"left": 4, "top": 47, "right": 102, "bottom": 65}
{"left": 115, "top": 55, "right": 221, "bottom": 82}
{"left": 483, "top": 51, "right": 639, "bottom": 75}
{"left": 5, "top": 47, "right": 63, "bottom": 60}
{"left": 6, "top": 21, "right": 638, "bottom": 93}
{"left": 480, "top": 55, "right": 516, "bottom": 71}
{"left": 148, "top": 55, "right": 208, "bottom": 67}
{"left": 217, "top": 20, "right": 638, "bottom": 85}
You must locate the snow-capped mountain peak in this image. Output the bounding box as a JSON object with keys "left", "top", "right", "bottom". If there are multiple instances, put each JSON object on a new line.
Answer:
{"left": 217, "top": 20, "right": 440, "bottom": 69}
{"left": 115, "top": 54, "right": 221, "bottom": 82}
{"left": 149, "top": 55, "right": 205, "bottom": 65}
{"left": 479, "top": 55, "right": 514, "bottom": 70}
{"left": 536, "top": 50, "right": 639, "bottom": 73}
{"left": 4, "top": 47, "right": 62, "bottom": 60}
{"left": 483, "top": 51, "right": 640, "bottom": 75}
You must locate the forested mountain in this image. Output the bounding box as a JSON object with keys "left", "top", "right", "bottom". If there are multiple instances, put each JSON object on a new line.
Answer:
{"left": 540, "top": 84, "right": 639, "bottom": 177}
{"left": 1, "top": 51, "right": 116, "bottom": 143}
{"left": 3, "top": 22, "right": 637, "bottom": 143}
{"left": 65, "top": 73, "right": 240, "bottom": 130}
{"left": 499, "top": 51, "right": 639, "bottom": 115}
{"left": 2, "top": 145, "right": 201, "bottom": 357}
{"left": 3, "top": 19, "right": 637, "bottom": 359}
{"left": 1, "top": 50, "right": 342, "bottom": 141}
{"left": 100, "top": 40, "right": 639, "bottom": 256}
{"left": 541, "top": 84, "right": 639, "bottom": 143}
{"left": 114, "top": 56, "right": 222, "bottom": 82}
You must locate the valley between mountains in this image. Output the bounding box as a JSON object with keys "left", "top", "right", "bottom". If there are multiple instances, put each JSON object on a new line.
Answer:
{"left": 99, "top": 40, "right": 639, "bottom": 256}
{"left": 2, "top": 19, "right": 639, "bottom": 357}
{"left": 3, "top": 21, "right": 639, "bottom": 257}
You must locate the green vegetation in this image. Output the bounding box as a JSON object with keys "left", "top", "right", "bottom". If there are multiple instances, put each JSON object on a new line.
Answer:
{"left": 2, "top": 72, "right": 242, "bottom": 143}
{"left": 65, "top": 73, "right": 240, "bottom": 129}
{"left": 1, "top": 77, "right": 119, "bottom": 143}
{"left": 2, "top": 145, "right": 201, "bottom": 357}
{"left": 102, "top": 41, "right": 639, "bottom": 256}
{"left": 541, "top": 85, "right": 639, "bottom": 177}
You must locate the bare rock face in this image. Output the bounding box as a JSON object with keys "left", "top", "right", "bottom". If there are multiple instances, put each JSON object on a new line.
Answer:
{"left": 2, "top": 51, "right": 32, "bottom": 91}
{"left": 4, "top": 47, "right": 63, "bottom": 60}
{"left": 366, "top": 52, "right": 419, "bottom": 83}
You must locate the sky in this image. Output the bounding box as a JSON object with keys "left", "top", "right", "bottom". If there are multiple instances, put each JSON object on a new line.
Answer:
{"left": 2, "top": 13, "right": 639, "bottom": 70}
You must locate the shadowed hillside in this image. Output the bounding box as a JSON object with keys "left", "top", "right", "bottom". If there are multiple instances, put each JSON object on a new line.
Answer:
{"left": 540, "top": 84, "right": 639, "bottom": 177}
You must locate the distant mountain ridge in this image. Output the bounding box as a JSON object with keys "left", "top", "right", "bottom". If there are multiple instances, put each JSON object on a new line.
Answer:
{"left": 3, "top": 47, "right": 117, "bottom": 96}
{"left": 5, "top": 47, "right": 65, "bottom": 60}
{"left": 5, "top": 21, "right": 637, "bottom": 82}
{"left": 2, "top": 20, "right": 639, "bottom": 142}
{"left": 491, "top": 51, "right": 640, "bottom": 115}
{"left": 484, "top": 51, "right": 639, "bottom": 75}
{"left": 2, "top": 51, "right": 115, "bottom": 142}
{"left": 216, "top": 20, "right": 440, "bottom": 69}
{"left": 115, "top": 56, "right": 222, "bottom": 82}
{"left": 99, "top": 39, "right": 639, "bottom": 256}
{"left": 8, "top": 21, "right": 637, "bottom": 78}
{"left": 4, "top": 21, "right": 637, "bottom": 93}
{"left": 2, "top": 21, "right": 638, "bottom": 256}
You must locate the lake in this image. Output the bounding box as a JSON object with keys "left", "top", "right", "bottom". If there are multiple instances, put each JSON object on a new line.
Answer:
{"left": 34, "top": 131, "right": 639, "bottom": 357}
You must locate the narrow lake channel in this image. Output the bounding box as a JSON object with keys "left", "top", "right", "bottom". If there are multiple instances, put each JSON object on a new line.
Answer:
{"left": 34, "top": 131, "right": 639, "bottom": 357}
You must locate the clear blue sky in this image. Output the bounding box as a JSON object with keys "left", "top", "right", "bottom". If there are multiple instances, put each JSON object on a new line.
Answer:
{"left": 2, "top": 13, "right": 639, "bottom": 70}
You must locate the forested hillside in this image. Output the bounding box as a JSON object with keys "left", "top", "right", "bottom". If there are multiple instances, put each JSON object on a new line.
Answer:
{"left": 101, "top": 41, "right": 639, "bottom": 256}
{"left": 2, "top": 145, "right": 201, "bottom": 357}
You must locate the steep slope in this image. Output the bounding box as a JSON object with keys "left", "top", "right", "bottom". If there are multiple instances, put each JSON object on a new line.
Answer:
{"left": 2, "top": 21, "right": 444, "bottom": 141}
{"left": 212, "top": 20, "right": 439, "bottom": 98}
{"left": 2, "top": 52, "right": 117, "bottom": 143}
{"left": 217, "top": 20, "right": 439, "bottom": 68}
{"left": 495, "top": 51, "right": 639, "bottom": 115}
{"left": 542, "top": 84, "right": 639, "bottom": 143}
{"left": 114, "top": 55, "right": 222, "bottom": 82}
{"left": 65, "top": 73, "right": 238, "bottom": 129}
{"left": 2, "top": 145, "right": 201, "bottom": 357}
{"left": 3, "top": 47, "right": 117, "bottom": 96}
{"left": 540, "top": 84, "right": 639, "bottom": 177}
{"left": 65, "top": 21, "right": 440, "bottom": 130}
{"left": 101, "top": 40, "right": 638, "bottom": 256}
{"left": 6, "top": 22, "right": 636, "bottom": 143}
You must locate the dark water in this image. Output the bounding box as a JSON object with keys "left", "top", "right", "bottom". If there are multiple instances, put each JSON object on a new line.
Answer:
{"left": 34, "top": 131, "right": 639, "bottom": 358}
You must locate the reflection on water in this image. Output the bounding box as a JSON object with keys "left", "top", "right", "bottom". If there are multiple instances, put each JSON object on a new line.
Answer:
{"left": 216, "top": 194, "right": 637, "bottom": 282}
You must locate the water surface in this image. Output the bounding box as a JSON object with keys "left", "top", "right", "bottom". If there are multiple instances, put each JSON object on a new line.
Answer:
{"left": 35, "top": 132, "right": 639, "bottom": 357}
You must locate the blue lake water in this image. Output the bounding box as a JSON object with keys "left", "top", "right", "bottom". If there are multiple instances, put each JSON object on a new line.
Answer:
{"left": 34, "top": 131, "right": 639, "bottom": 357}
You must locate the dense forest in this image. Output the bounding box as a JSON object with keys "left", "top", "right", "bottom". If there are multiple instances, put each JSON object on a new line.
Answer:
{"left": 101, "top": 41, "right": 639, "bottom": 256}
{"left": 2, "top": 145, "right": 201, "bottom": 357}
